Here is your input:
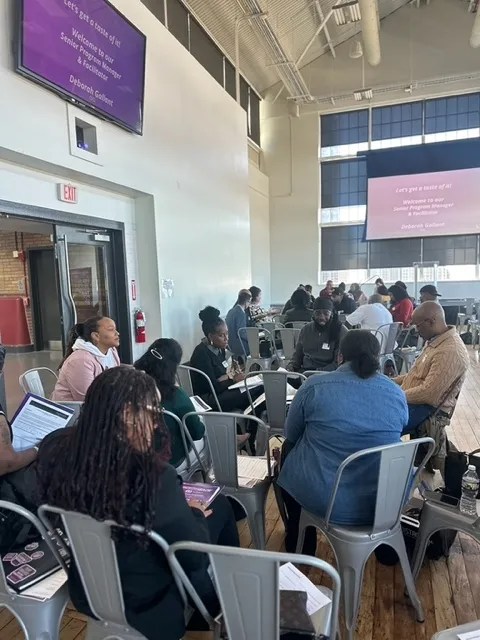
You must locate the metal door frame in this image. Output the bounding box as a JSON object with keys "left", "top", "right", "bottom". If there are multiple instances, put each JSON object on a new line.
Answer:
{"left": 0, "top": 200, "right": 132, "bottom": 363}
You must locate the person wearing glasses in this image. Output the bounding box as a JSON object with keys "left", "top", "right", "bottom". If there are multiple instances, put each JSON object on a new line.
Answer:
{"left": 393, "top": 301, "right": 469, "bottom": 435}
{"left": 290, "top": 298, "right": 348, "bottom": 373}
{"left": 134, "top": 338, "right": 204, "bottom": 467}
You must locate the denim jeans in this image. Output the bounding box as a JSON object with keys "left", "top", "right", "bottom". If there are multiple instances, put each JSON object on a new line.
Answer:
{"left": 402, "top": 403, "right": 435, "bottom": 435}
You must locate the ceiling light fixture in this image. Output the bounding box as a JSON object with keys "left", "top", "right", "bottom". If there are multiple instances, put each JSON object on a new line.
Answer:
{"left": 353, "top": 88, "right": 373, "bottom": 101}
{"left": 332, "top": 0, "right": 362, "bottom": 26}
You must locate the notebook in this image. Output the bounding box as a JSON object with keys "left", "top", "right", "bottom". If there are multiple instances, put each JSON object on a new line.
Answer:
{"left": 2, "top": 532, "right": 69, "bottom": 593}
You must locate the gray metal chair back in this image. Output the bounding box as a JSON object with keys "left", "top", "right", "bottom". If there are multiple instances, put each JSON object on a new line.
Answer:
{"left": 177, "top": 364, "right": 222, "bottom": 411}
{"left": 163, "top": 409, "right": 208, "bottom": 481}
{"left": 278, "top": 327, "right": 301, "bottom": 361}
{"left": 238, "top": 327, "right": 277, "bottom": 372}
{"left": 260, "top": 321, "right": 282, "bottom": 335}
{"left": 376, "top": 322, "right": 403, "bottom": 355}
{"left": 38, "top": 505, "right": 171, "bottom": 639}
{"left": 325, "top": 438, "right": 434, "bottom": 533}
{"left": 296, "top": 437, "right": 435, "bottom": 640}
{"left": 168, "top": 541, "right": 341, "bottom": 640}
{"left": 303, "top": 370, "right": 330, "bottom": 378}
{"left": 0, "top": 500, "right": 68, "bottom": 640}
{"left": 19, "top": 367, "right": 58, "bottom": 398}
{"left": 183, "top": 412, "right": 271, "bottom": 548}
{"left": 290, "top": 321, "right": 308, "bottom": 330}
{"left": 245, "top": 370, "right": 306, "bottom": 434}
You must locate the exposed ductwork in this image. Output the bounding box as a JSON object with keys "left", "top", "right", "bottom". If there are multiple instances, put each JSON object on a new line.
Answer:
{"left": 470, "top": 5, "right": 480, "bottom": 47}
{"left": 235, "top": 0, "right": 313, "bottom": 102}
{"left": 358, "top": 0, "right": 381, "bottom": 66}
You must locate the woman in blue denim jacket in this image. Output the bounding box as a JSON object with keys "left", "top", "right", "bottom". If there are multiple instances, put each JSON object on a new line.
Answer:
{"left": 278, "top": 330, "right": 408, "bottom": 554}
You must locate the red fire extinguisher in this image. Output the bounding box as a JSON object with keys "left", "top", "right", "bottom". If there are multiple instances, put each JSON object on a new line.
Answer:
{"left": 134, "top": 308, "right": 146, "bottom": 343}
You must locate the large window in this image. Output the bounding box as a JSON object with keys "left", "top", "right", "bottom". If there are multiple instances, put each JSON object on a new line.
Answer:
{"left": 141, "top": 0, "right": 261, "bottom": 145}
{"left": 319, "top": 92, "right": 480, "bottom": 282}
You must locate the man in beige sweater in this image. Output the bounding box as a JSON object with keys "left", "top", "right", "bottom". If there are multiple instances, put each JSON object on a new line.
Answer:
{"left": 394, "top": 301, "right": 469, "bottom": 434}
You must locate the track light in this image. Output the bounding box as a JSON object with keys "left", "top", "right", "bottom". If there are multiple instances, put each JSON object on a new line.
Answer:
{"left": 332, "top": 0, "right": 362, "bottom": 25}
{"left": 353, "top": 88, "right": 373, "bottom": 101}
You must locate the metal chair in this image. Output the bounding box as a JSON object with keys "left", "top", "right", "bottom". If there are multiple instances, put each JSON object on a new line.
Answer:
{"left": 288, "top": 321, "right": 308, "bottom": 330}
{"left": 277, "top": 328, "right": 301, "bottom": 368}
{"left": 296, "top": 437, "right": 435, "bottom": 640}
{"left": 0, "top": 501, "right": 69, "bottom": 640}
{"left": 19, "top": 367, "right": 58, "bottom": 398}
{"left": 411, "top": 490, "right": 480, "bottom": 581}
{"left": 184, "top": 411, "right": 272, "bottom": 549}
{"left": 260, "top": 321, "right": 283, "bottom": 335}
{"left": 38, "top": 506, "right": 186, "bottom": 640}
{"left": 432, "top": 620, "right": 480, "bottom": 639}
{"left": 238, "top": 327, "right": 278, "bottom": 373}
{"left": 56, "top": 400, "right": 83, "bottom": 425}
{"left": 376, "top": 322, "right": 403, "bottom": 375}
{"left": 177, "top": 364, "right": 222, "bottom": 411}
{"left": 163, "top": 409, "right": 208, "bottom": 481}
{"left": 168, "top": 542, "right": 341, "bottom": 640}
{"left": 245, "top": 370, "right": 305, "bottom": 437}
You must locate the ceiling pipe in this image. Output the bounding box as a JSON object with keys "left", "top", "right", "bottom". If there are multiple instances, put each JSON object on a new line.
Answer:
{"left": 358, "top": 0, "right": 381, "bottom": 66}
{"left": 470, "top": 8, "right": 480, "bottom": 47}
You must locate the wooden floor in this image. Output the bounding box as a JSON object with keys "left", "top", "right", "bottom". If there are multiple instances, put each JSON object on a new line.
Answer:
{"left": 3, "top": 349, "right": 480, "bottom": 639}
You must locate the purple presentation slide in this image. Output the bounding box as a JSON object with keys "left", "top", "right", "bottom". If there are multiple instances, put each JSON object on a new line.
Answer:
{"left": 20, "top": 0, "right": 146, "bottom": 133}
{"left": 366, "top": 168, "right": 480, "bottom": 240}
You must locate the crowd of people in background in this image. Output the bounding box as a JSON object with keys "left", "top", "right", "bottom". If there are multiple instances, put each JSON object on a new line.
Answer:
{"left": 0, "top": 275, "right": 470, "bottom": 640}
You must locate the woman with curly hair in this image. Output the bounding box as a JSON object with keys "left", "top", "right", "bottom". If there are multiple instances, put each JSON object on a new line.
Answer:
{"left": 37, "top": 366, "right": 239, "bottom": 640}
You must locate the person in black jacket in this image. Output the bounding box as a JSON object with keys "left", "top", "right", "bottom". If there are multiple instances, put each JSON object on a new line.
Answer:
{"left": 283, "top": 289, "right": 313, "bottom": 326}
{"left": 190, "top": 307, "right": 254, "bottom": 412}
{"left": 331, "top": 287, "right": 357, "bottom": 315}
{"left": 37, "top": 366, "right": 239, "bottom": 640}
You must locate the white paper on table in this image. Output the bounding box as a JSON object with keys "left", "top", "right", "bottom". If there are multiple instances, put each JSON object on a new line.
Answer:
{"left": 457, "top": 631, "right": 480, "bottom": 640}
{"left": 21, "top": 569, "right": 68, "bottom": 601}
{"left": 229, "top": 375, "right": 263, "bottom": 392}
{"left": 190, "top": 396, "right": 212, "bottom": 413}
{"left": 11, "top": 394, "right": 74, "bottom": 452}
{"left": 279, "top": 562, "right": 331, "bottom": 615}
{"left": 237, "top": 456, "right": 270, "bottom": 480}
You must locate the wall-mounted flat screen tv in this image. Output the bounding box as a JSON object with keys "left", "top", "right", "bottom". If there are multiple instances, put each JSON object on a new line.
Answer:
{"left": 17, "top": 0, "right": 146, "bottom": 134}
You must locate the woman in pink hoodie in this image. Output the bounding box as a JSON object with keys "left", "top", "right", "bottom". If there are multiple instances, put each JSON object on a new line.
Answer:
{"left": 52, "top": 317, "right": 120, "bottom": 402}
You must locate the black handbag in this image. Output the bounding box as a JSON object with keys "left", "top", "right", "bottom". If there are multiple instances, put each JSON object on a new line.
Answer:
{"left": 444, "top": 442, "right": 480, "bottom": 500}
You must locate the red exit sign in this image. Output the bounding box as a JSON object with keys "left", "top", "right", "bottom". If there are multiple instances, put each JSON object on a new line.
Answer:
{"left": 57, "top": 183, "right": 78, "bottom": 204}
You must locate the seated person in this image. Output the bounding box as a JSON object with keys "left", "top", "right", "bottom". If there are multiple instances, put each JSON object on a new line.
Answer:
{"left": 304, "top": 285, "right": 316, "bottom": 307}
{"left": 283, "top": 289, "right": 313, "bottom": 325}
{"left": 134, "top": 338, "right": 204, "bottom": 467}
{"left": 346, "top": 294, "right": 393, "bottom": 348}
{"left": 376, "top": 285, "right": 391, "bottom": 307}
{"left": 190, "top": 307, "right": 253, "bottom": 412}
{"left": 0, "top": 405, "right": 37, "bottom": 477}
{"left": 247, "top": 286, "right": 269, "bottom": 326}
{"left": 290, "top": 298, "right": 347, "bottom": 372}
{"left": 349, "top": 283, "right": 368, "bottom": 306}
{"left": 393, "top": 301, "right": 469, "bottom": 435}
{"left": 37, "top": 367, "right": 239, "bottom": 640}
{"left": 52, "top": 317, "right": 120, "bottom": 401}
{"left": 388, "top": 285, "right": 414, "bottom": 326}
{"left": 419, "top": 284, "right": 442, "bottom": 304}
{"left": 282, "top": 284, "right": 305, "bottom": 314}
{"left": 319, "top": 280, "right": 333, "bottom": 299}
{"left": 331, "top": 287, "right": 357, "bottom": 315}
{"left": 278, "top": 330, "right": 407, "bottom": 554}
{"left": 225, "top": 289, "right": 252, "bottom": 357}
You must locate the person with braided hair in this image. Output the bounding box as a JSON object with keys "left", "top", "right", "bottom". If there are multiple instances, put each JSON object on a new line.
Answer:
{"left": 37, "top": 366, "right": 239, "bottom": 640}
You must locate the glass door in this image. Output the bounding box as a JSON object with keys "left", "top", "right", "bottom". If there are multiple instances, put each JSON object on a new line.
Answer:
{"left": 54, "top": 226, "right": 119, "bottom": 348}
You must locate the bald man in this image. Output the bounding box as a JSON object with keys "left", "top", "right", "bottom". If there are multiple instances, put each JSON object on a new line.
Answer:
{"left": 394, "top": 301, "right": 469, "bottom": 434}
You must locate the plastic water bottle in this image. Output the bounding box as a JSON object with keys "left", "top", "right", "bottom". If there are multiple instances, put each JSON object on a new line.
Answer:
{"left": 459, "top": 465, "right": 479, "bottom": 517}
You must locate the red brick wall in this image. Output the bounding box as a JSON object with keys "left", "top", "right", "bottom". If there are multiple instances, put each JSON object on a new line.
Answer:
{"left": 0, "top": 232, "right": 53, "bottom": 342}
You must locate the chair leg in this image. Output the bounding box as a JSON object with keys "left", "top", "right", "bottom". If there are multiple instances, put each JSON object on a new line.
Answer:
{"left": 411, "top": 515, "right": 435, "bottom": 582}
{"left": 11, "top": 589, "right": 67, "bottom": 640}
{"left": 330, "top": 539, "right": 372, "bottom": 640}
{"left": 390, "top": 531, "right": 425, "bottom": 623}
{"left": 235, "top": 490, "right": 268, "bottom": 549}
{"left": 273, "top": 481, "right": 288, "bottom": 528}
